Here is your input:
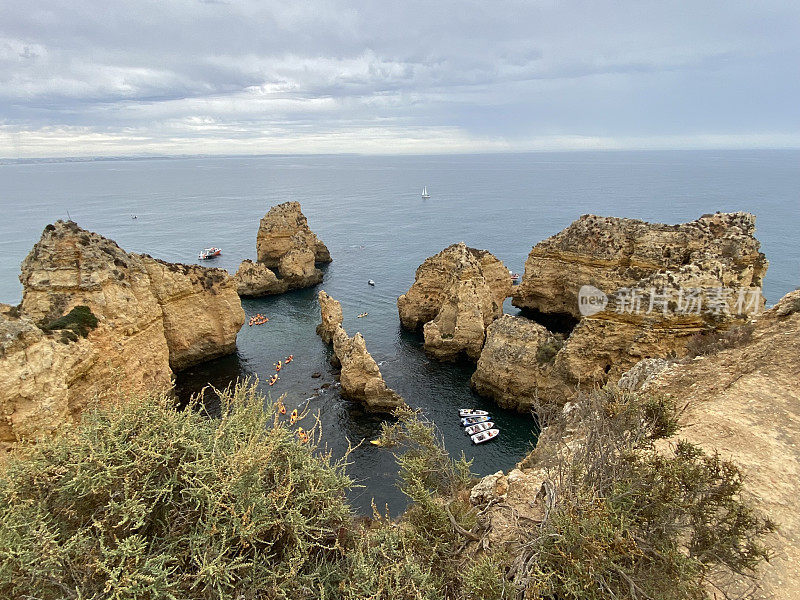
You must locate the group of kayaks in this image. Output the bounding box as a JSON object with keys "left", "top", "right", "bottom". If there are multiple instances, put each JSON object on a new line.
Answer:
{"left": 460, "top": 409, "right": 499, "bottom": 444}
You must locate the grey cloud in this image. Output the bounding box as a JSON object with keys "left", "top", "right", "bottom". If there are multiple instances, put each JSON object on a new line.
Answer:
{"left": 0, "top": 0, "right": 798, "bottom": 156}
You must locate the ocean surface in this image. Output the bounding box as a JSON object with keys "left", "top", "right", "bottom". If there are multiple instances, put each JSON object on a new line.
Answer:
{"left": 1, "top": 150, "right": 798, "bottom": 514}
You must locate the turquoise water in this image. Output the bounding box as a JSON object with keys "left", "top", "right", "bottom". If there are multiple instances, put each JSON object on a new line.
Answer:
{"left": 1, "top": 150, "right": 798, "bottom": 513}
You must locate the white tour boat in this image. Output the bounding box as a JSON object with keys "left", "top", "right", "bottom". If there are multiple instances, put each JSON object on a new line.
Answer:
{"left": 464, "top": 421, "right": 494, "bottom": 436}
{"left": 471, "top": 428, "right": 499, "bottom": 445}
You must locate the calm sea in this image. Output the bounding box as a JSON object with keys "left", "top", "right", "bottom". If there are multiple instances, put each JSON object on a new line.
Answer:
{"left": 1, "top": 150, "right": 798, "bottom": 513}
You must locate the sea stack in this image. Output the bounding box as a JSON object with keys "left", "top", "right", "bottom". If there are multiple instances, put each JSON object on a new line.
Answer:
{"left": 1, "top": 220, "right": 245, "bottom": 451}
{"left": 234, "top": 201, "right": 331, "bottom": 296}
{"left": 471, "top": 212, "right": 768, "bottom": 411}
{"left": 397, "top": 242, "right": 511, "bottom": 361}
{"left": 316, "top": 290, "right": 404, "bottom": 414}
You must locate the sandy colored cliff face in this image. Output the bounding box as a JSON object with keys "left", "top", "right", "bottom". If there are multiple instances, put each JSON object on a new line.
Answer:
{"left": 473, "top": 213, "right": 767, "bottom": 410}
{"left": 332, "top": 327, "right": 405, "bottom": 413}
{"left": 470, "top": 315, "right": 568, "bottom": 412}
{"left": 140, "top": 257, "right": 244, "bottom": 371}
{"left": 639, "top": 291, "right": 800, "bottom": 600}
{"left": 255, "top": 202, "right": 330, "bottom": 291}
{"left": 512, "top": 212, "right": 767, "bottom": 318}
{"left": 1, "top": 221, "right": 244, "bottom": 453}
{"left": 398, "top": 242, "right": 512, "bottom": 361}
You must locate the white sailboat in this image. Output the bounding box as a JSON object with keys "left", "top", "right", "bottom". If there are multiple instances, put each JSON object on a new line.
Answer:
{"left": 421, "top": 186, "right": 430, "bottom": 199}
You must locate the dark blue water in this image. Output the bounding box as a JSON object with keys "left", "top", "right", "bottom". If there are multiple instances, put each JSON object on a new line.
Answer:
{"left": 2, "top": 151, "right": 798, "bottom": 513}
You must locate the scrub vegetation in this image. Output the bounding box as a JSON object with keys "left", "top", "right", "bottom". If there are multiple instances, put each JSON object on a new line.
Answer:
{"left": 0, "top": 383, "right": 773, "bottom": 599}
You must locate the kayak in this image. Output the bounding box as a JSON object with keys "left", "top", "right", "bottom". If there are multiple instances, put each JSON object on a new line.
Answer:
{"left": 459, "top": 409, "right": 490, "bottom": 418}
{"left": 465, "top": 421, "right": 494, "bottom": 436}
{"left": 471, "top": 428, "right": 499, "bottom": 445}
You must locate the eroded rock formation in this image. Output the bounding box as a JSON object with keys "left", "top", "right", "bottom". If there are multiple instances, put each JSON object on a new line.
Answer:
{"left": 470, "top": 315, "right": 568, "bottom": 412}
{"left": 513, "top": 212, "right": 767, "bottom": 318}
{"left": 1, "top": 221, "right": 245, "bottom": 452}
{"left": 398, "top": 242, "right": 511, "bottom": 361}
{"left": 234, "top": 260, "right": 288, "bottom": 296}
{"left": 316, "top": 290, "right": 404, "bottom": 413}
{"left": 316, "top": 290, "right": 343, "bottom": 344}
{"left": 473, "top": 213, "right": 768, "bottom": 410}
{"left": 253, "top": 202, "right": 330, "bottom": 291}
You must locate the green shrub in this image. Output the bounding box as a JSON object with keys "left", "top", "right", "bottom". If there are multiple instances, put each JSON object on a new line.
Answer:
{"left": 0, "top": 382, "right": 352, "bottom": 600}
{"left": 514, "top": 389, "right": 774, "bottom": 600}
{"left": 535, "top": 334, "right": 564, "bottom": 365}
{"left": 41, "top": 305, "right": 99, "bottom": 338}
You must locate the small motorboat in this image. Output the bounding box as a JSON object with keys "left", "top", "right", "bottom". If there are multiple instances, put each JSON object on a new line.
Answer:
{"left": 459, "top": 409, "right": 490, "bottom": 418}
{"left": 509, "top": 270, "right": 521, "bottom": 284}
{"left": 199, "top": 247, "right": 221, "bottom": 259}
{"left": 461, "top": 415, "right": 490, "bottom": 426}
{"left": 465, "top": 421, "right": 494, "bottom": 436}
{"left": 368, "top": 280, "right": 375, "bottom": 286}
{"left": 471, "top": 428, "right": 499, "bottom": 445}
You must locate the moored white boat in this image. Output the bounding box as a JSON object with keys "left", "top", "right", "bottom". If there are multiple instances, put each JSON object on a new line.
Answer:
{"left": 459, "top": 409, "right": 489, "bottom": 418}
{"left": 471, "top": 428, "right": 499, "bottom": 444}
{"left": 198, "top": 247, "right": 221, "bottom": 259}
{"left": 464, "top": 421, "right": 494, "bottom": 436}
{"left": 461, "top": 415, "right": 490, "bottom": 426}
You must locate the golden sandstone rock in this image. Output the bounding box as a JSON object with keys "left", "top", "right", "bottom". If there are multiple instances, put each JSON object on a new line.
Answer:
{"left": 317, "top": 290, "right": 404, "bottom": 414}
{"left": 472, "top": 213, "right": 768, "bottom": 411}
{"left": 253, "top": 201, "right": 330, "bottom": 291}
{"left": 398, "top": 242, "right": 511, "bottom": 361}
{"left": 1, "top": 221, "right": 245, "bottom": 452}
{"left": 234, "top": 259, "right": 288, "bottom": 296}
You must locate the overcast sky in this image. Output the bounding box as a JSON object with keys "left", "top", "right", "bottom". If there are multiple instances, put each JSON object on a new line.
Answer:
{"left": 1, "top": 0, "right": 798, "bottom": 157}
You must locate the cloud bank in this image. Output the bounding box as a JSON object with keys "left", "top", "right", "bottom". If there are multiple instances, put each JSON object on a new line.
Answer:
{"left": 1, "top": 0, "right": 798, "bottom": 157}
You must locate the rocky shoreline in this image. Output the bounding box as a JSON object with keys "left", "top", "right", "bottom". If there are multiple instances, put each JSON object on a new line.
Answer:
{"left": 1, "top": 207, "right": 797, "bottom": 598}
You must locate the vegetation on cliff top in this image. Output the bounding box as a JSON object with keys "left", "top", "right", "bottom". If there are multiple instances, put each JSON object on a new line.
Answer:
{"left": 41, "top": 304, "right": 98, "bottom": 342}
{"left": 0, "top": 383, "right": 773, "bottom": 599}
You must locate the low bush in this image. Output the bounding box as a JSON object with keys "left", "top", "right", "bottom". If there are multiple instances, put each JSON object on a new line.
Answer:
{"left": 515, "top": 389, "right": 775, "bottom": 600}
{"left": 535, "top": 334, "right": 564, "bottom": 365}
{"left": 0, "top": 382, "right": 352, "bottom": 600}
{"left": 686, "top": 323, "right": 755, "bottom": 357}
{"left": 41, "top": 304, "right": 99, "bottom": 338}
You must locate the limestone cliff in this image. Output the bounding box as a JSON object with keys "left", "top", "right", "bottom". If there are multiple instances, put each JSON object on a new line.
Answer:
{"left": 513, "top": 212, "right": 767, "bottom": 318}
{"left": 470, "top": 315, "right": 568, "bottom": 412}
{"left": 473, "top": 213, "right": 767, "bottom": 410}
{"left": 620, "top": 290, "right": 800, "bottom": 600}
{"left": 316, "top": 291, "right": 404, "bottom": 413}
{"left": 1, "top": 221, "right": 245, "bottom": 452}
{"left": 234, "top": 260, "right": 288, "bottom": 296}
{"left": 398, "top": 242, "right": 512, "bottom": 361}
{"left": 254, "top": 202, "right": 330, "bottom": 291}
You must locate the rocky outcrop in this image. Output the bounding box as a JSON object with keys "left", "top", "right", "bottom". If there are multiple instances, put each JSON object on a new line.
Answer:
{"left": 316, "top": 291, "right": 404, "bottom": 414}
{"left": 1, "top": 221, "right": 245, "bottom": 452}
{"left": 473, "top": 213, "right": 768, "bottom": 410}
{"left": 234, "top": 260, "right": 288, "bottom": 296}
{"left": 470, "top": 315, "right": 568, "bottom": 412}
{"left": 254, "top": 202, "right": 330, "bottom": 290}
{"left": 139, "top": 257, "right": 244, "bottom": 370}
{"left": 398, "top": 243, "right": 512, "bottom": 361}
{"left": 316, "top": 291, "right": 343, "bottom": 344}
{"left": 629, "top": 290, "right": 800, "bottom": 599}
{"left": 513, "top": 212, "right": 767, "bottom": 318}
{"left": 332, "top": 327, "right": 405, "bottom": 413}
